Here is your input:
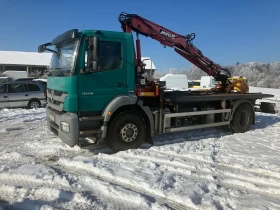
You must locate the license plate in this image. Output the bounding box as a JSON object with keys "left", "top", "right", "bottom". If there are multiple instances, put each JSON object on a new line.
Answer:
{"left": 49, "top": 114, "right": 55, "bottom": 122}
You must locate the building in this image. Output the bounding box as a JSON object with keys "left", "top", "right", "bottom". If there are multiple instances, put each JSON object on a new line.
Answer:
{"left": 0, "top": 51, "right": 52, "bottom": 76}
{"left": 0, "top": 51, "right": 157, "bottom": 77}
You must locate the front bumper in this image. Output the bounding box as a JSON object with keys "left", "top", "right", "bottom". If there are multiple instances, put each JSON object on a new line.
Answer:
{"left": 46, "top": 106, "right": 79, "bottom": 146}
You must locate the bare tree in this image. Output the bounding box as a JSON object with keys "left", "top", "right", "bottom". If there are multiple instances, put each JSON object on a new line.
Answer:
{"left": 169, "top": 68, "right": 176, "bottom": 74}
{"left": 29, "top": 68, "right": 47, "bottom": 78}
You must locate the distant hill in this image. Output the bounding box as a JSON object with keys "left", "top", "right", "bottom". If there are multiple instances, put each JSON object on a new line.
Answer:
{"left": 186, "top": 62, "right": 280, "bottom": 89}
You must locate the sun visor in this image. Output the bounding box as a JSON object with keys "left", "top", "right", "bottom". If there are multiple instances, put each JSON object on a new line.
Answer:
{"left": 51, "top": 29, "right": 78, "bottom": 45}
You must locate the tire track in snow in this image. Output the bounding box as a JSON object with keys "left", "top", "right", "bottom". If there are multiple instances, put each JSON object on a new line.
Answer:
{"left": 51, "top": 158, "right": 199, "bottom": 210}
{"left": 154, "top": 147, "right": 280, "bottom": 186}
{"left": 0, "top": 164, "right": 154, "bottom": 210}
{"left": 2, "top": 108, "right": 280, "bottom": 209}
{"left": 220, "top": 179, "right": 280, "bottom": 200}
{"left": 0, "top": 155, "right": 183, "bottom": 210}
{"left": 0, "top": 165, "right": 101, "bottom": 209}
{"left": 0, "top": 184, "right": 99, "bottom": 210}
{"left": 53, "top": 142, "right": 280, "bottom": 202}
{"left": 151, "top": 140, "right": 280, "bottom": 200}
{"left": 0, "top": 166, "right": 72, "bottom": 192}
{"left": 74, "top": 141, "right": 280, "bottom": 207}
{"left": 115, "top": 153, "right": 217, "bottom": 183}
{"left": 205, "top": 136, "right": 226, "bottom": 210}
{"left": 218, "top": 156, "right": 280, "bottom": 181}
{"left": 5, "top": 141, "right": 280, "bottom": 206}
{"left": 45, "top": 162, "right": 178, "bottom": 210}
{"left": 65, "top": 150, "right": 218, "bottom": 184}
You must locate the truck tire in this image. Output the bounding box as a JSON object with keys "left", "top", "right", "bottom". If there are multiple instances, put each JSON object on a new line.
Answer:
{"left": 230, "top": 103, "right": 253, "bottom": 133}
{"left": 105, "top": 112, "right": 146, "bottom": 152}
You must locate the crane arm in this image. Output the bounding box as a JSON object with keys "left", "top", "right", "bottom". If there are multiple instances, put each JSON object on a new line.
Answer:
{"left": 118, "top": 12, "right": 231, "bottom": 84}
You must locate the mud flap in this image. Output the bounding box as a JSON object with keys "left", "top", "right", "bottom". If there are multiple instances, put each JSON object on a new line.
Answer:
{"left": 145, "top": 136, "right": 154, "bottom": 145}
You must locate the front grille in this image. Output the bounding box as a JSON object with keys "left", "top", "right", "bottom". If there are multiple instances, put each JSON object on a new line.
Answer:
{"left": 47, "top": 88, "right": 68, "bottom": 111}
{"left": 47, "top": 89, "right": 67, "bottom": 96}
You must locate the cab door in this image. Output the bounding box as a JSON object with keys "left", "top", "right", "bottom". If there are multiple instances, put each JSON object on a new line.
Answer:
{"left": 78, "top": 36, "right": 128, "bottom": 112}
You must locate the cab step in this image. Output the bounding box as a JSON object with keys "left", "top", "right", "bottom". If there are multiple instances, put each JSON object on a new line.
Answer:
{"left": 79, "top": 129, "right": 102, "bottom": 135}
{"left": 79, "top": 116, "right": 105, "bottom": 121}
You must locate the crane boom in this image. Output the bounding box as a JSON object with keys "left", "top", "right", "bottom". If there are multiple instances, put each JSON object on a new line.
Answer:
{"left": 118, "top": 12, "right": 232, "bottom": 89}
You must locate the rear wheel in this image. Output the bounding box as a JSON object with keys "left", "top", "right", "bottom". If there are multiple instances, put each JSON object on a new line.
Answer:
{"left": 230, "top": 103, "right": 253, "bottom": 133}
{"left": 28, "top": 99, "right": 41, "bottom": 109}
{"left": 105, "top": 112, "right": 146, "bottom": 152}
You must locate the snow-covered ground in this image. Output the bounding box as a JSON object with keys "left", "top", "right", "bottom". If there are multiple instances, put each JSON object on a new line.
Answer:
{"left": 250, "top": 86, "right": 280, "bottom": 102}
{"left": 0, "top": 87, "right": 280, "bottom": 210}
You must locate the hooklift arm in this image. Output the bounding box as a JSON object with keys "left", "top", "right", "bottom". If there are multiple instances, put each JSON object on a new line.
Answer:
{"left": 118, "top": 12, "right": 231, "bottom": 86}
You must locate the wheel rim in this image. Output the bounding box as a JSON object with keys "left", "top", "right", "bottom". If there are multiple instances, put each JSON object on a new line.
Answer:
{"left": 120, "top": 123, "right": 138, "bottom": 143}
{"left": 30, "top": 102, "right": 39, "bottom": 109}
{"left": 238, "top": 111, "right": 248, "bottom": 127}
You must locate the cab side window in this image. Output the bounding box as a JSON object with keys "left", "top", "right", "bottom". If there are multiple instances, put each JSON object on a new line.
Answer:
{"left": 98, "top": 41, "right": 122, "bottom": 71}
{"left": 8, "top": 84, "right": 25, "bottom": 93}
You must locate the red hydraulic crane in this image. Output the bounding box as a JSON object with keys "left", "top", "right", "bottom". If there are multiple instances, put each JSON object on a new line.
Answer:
{"left": 118, "top": 12, "right": 248, "bottom": 93}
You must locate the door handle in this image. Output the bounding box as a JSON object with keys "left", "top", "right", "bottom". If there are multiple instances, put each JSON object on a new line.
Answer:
{"left": 25, "top": 94, "right": 29, "bottom": 96}
{"left": 115, "top": 83, "right": 127, "bottom": 87}
{"left": 3, "top": 96, "right": 7, "bottom": 98}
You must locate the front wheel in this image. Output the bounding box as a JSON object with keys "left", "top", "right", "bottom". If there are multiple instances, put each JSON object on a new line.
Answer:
{"left": 230, "top": 103, "right": 254, "bottom": 133}
{"left": 105, "top": 112, "right": 146, "bottom": 152}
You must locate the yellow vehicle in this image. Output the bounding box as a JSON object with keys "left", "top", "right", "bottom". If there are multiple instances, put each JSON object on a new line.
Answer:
{"left": 227, "top": 76, "right": 249, "bottom": 93}
{"left": 192, "top": 80, "right": 201, "bottom": 89}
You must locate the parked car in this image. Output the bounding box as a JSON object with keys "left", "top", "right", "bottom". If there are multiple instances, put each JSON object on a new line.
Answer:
{"left": 0, "top": 81, "right": 47, "bottom": 109}
{"left": 32, "top": 79, "right": 47, "bottom": 90}
{"left": 15, "top": 77, "right": 37, "bottom": 81}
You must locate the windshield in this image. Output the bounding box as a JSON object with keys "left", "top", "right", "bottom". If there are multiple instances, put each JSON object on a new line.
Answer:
{"left": 49, "top": 39, "right": 79, "bottom": 74}
{"left": 193, "top": 81, "right": 200, "bottom": 86}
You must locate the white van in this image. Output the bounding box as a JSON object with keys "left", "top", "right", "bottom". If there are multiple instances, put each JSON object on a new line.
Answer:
{"left": 0, "top": 77, "right": 12, "bottom": 83}
{"left": 200, "top": 76, "right": 218, "bottom": 89}
{"left": 160, "top": 74, "right": 188, "bottom": 91}
{"left": 1, "top": 70, "right": 28, "bottom": 81}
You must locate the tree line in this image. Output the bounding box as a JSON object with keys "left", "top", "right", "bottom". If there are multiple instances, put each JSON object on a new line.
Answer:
{"left": 184, "top": 62, "right": 280, "bottom": 89}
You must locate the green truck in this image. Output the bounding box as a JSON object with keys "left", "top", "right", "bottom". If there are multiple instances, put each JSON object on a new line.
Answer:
{"left": 38, "top": 13, "right": 274, "bottom": 152}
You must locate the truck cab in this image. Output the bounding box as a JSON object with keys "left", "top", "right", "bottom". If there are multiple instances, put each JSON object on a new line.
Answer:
{"left": 39, "top": 29, "right": 138, "bottom": 147}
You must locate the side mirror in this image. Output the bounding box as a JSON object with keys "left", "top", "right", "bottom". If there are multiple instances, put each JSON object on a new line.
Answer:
{"left": 38, "top": 42, "right": 51, "bottom": 53}
{"left": 87, "top": 36, "right": 99, "bottom": 71}
{"left": 38, "top": 45, "right": 46, "bottom": 53}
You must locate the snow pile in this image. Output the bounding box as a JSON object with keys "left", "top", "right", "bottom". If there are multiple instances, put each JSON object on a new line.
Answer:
{"left": 0, "top": 89, "right": 280, "bottom": 209}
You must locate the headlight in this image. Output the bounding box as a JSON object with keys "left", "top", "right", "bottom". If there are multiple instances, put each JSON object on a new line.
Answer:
{"left": 60, "top": 122, "right": 70, "bottom": 133}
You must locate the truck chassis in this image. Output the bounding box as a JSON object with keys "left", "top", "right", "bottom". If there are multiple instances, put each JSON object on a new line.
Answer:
{"left": 46, "top": 87, "right": 274, "bottom": 152}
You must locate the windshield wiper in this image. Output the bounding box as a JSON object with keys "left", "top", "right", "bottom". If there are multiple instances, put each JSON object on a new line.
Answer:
{"left": 46, "top": 69, "right": 52, "bottom": 76}
{"left": 47, "top": 68, "right": 64, "bottom": 76}
{"left": 54, "top": 68, "right": 64, "bottom": 76}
